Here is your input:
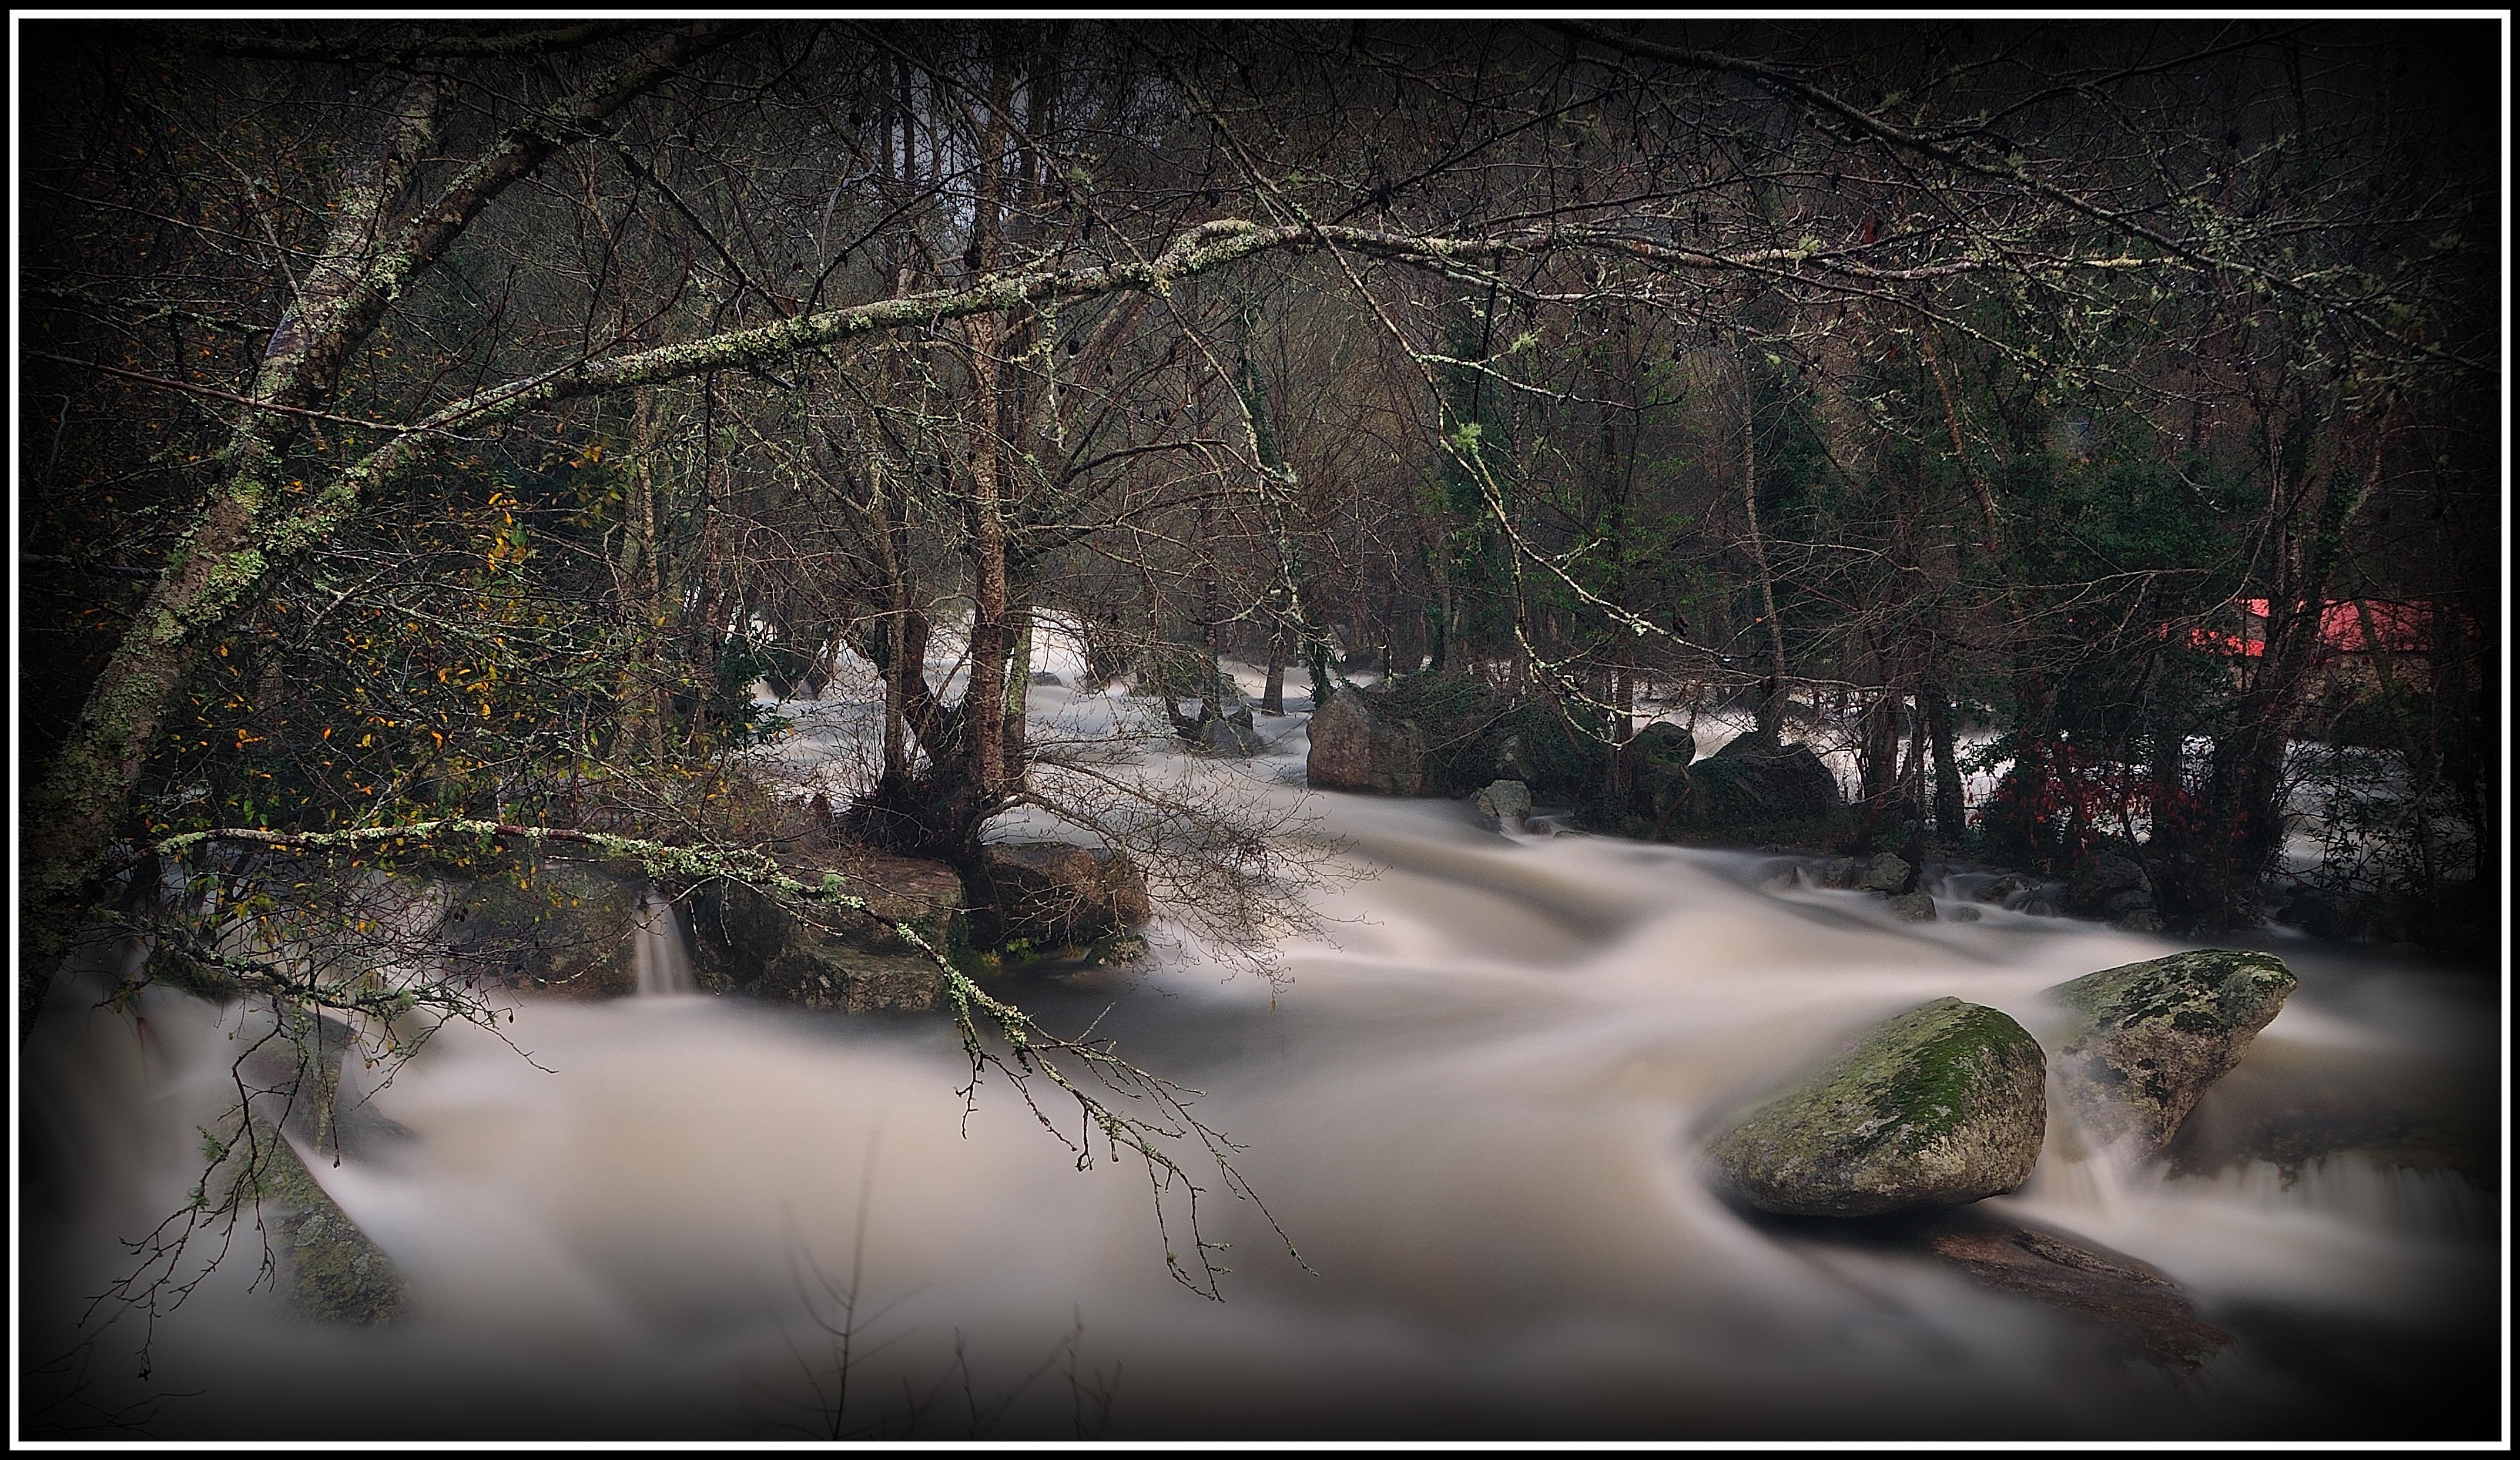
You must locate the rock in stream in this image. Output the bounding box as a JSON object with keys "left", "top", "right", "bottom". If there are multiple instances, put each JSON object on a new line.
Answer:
{"left": 1707, "top": 996, "right": 2046, "bottom": 1217}
{"left": 2041, "top": 949, "right": 2297, "bottom": 1160}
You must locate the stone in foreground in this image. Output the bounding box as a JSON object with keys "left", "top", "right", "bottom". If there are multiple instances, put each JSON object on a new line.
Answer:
{"left": 2042, "top": 948, "right": 2296, "bottom": 1160}
{"left": 1707, "top": 997, "right": 2046, "bottom": 1217}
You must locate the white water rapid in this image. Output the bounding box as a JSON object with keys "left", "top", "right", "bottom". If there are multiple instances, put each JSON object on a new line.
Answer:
{"left": 632, "top": 889, "right": 696, "bottom": 998}
{"left": 19, "top": 677, "right": 2500, "bottom": 1441}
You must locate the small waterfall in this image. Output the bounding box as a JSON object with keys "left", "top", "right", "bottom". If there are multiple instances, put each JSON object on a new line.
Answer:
{"left": 2170, "top": 1152, "right": 2494, "bottom": 1240}
{"left": 633, "top": 890, "right": 695, "bottom": 997}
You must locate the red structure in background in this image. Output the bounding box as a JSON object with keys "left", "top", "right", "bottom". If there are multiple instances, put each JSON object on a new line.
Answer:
{"left": 2167, "top": 599, "right": 2452, "bottom": 687}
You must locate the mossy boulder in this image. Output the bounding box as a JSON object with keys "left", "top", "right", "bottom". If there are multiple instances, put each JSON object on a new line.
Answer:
{"left": 215, "top": 1116, "right": 406, "bottom": 1326}
{"left": 2063, "top": 848, "right": 2155, "bottom": 919}
{"left": 963, "top": 841, "right": 1151, "bottom": 956}
{"left": 1305, "top": 672, "right": 1616, "bottom": 804}
{"left": 1472, "top": 778, "right": 1532, "bottom": 826}
{"left": 1707, "top": 997, "right": 2046, "bottom": 1217}
{"left": 2041, "top": 949, "right": 2297, "bottom": 1160}
{"left": 685, "top": 844, "right": 963, "bottom": 1014}
{"left": 1493, "top": 698, "right": 1615, "bottom": 804}
{"left": 1859, "top": 852, "right": 1911, "bottom": 892}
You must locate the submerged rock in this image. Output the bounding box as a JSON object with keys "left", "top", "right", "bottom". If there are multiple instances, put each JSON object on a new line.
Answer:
{"left": 1908, "top": 1208, "right": 2233, "bottom": 1372}
{"left": 1815, "top": 855, "right": 1860, "bottom": 890}
{"left": 1707, "top": 997, "right": 2046, "bottom": 1217}
{"left": 2041, "top": 949, "right": 2297, "bottom": 1160}
{"left": 1886, "top": 891, "right": 1938, "bottom": 922}
{"left": 1306, "top": 687, "right": 1426, "bottom": 795}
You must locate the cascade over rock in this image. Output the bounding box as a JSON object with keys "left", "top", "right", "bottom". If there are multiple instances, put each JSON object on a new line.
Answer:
{"left": 2040, "top": 948, "right": 2297, "bottom": 1160}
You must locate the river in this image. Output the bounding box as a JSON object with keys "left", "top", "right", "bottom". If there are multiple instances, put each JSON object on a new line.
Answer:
{"left": 19, "top": 686, "right": 2501, "bottom": 1440}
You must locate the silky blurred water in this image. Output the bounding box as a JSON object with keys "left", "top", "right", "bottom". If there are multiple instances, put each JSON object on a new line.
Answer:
{"left": 21, "top": 692, "right": 2500, "bottom": 1440}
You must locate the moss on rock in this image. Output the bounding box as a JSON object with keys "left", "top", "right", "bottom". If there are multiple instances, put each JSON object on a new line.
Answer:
{"left": 685, "top": 843, "right": 961, "bottom": 1013}
{"left": 2042, "top": 948, "right": 2297, "bottom": 1160}
{"left": 241, "top": 1117, "right": 407, "bottom": 1325}
{"left": 1707, "top": 996, "right": 2046, "bottom": 1217}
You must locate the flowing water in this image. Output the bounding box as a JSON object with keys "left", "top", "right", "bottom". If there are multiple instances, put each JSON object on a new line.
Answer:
{"left": 632, "top": 889, "right": 696, "bottom": 998}
{"left": 19, "top": 692, "right": 2502, "bottom": 1440}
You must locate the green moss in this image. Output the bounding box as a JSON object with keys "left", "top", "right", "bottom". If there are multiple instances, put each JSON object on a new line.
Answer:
{"left": 248, "top": 1120, "right": 406, "bottom": 1325}
{"left": 2043, "top": 949, "right": 2298, "bottom": 1157}
{"left": 1708, "top": 996, "right": 2046, "bottom": 1217}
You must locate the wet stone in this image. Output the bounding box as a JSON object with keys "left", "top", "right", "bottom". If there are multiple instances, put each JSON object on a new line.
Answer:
{"left": 2041, "top": 949, "right": 2297, "bottom": 1161}
{"left": 1707, "top": 997, "right": 2047, "bottom": 1217}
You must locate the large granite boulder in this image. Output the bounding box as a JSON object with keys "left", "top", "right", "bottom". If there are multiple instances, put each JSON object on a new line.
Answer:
{"left": 2040, "top": 949, "right": 2297, "bottom": 1160}
{"left": 1306, "top": 687, "right": 1426, "bottom": 795}
{"left": 1666, "top": 736, "right": 1847, "bottom": 844}
{"left": 685, "top": 844, "right": 964, "bottom": 1014}
{"left": 1707, "top": 997, "right": 2046, "bottom": 1217}
{"left": 964, "top": 841, "right": 1151, "bottom": 955}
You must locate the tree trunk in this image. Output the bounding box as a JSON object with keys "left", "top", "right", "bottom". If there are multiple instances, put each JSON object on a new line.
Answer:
{"left": 959, "top": 58, "right": 1017, "bottom": 818}
{"left": 1738, "top": 343, "right": 1786, "bottom": 750}
{"left": 1921, "top": 678, "right": 1965, "bottom": 843}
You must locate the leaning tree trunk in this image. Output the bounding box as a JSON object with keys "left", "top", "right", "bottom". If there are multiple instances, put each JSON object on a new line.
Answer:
{"left": 21, "top": 29, "right": 736, "bottom": 1017}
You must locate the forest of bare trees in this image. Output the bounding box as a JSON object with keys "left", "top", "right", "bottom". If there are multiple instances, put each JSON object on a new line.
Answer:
{"left": 16, "top": 19, "right": 2502, "bottom": 1441}
{"left": 25, "top": 20, "right": 2494, "bottom": 976}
